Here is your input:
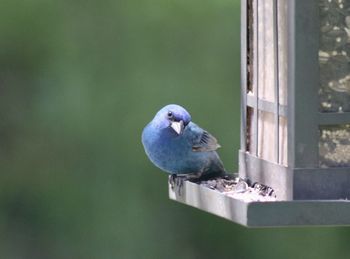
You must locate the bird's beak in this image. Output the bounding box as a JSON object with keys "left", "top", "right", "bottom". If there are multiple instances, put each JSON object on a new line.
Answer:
{"left": 171, "top": 120, "right": 184, "bottom": 135}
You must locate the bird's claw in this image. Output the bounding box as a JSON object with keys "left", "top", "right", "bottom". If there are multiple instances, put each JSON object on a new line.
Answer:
{"left": 169, "top": 174, "right": 176, "bottom": 189}
{"left": 169, "top": 175, "right": 185, "bottom": 196}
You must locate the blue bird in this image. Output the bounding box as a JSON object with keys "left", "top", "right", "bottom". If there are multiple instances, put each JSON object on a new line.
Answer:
{"left": 142, "top": 104, "right": 226, "bottom": 183}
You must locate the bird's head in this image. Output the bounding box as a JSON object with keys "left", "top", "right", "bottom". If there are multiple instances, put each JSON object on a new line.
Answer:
{"left": 154, "top": 104, "right": 191, "bottom": 135}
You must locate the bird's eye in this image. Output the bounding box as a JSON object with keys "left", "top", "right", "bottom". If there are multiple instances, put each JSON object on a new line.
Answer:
{"left": 167, "top": 111, "right": 173, "bottom": 118}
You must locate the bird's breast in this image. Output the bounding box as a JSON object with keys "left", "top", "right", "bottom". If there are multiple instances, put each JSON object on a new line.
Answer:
{"left": 142, "top": 126, "right": 197, "bottom": 173}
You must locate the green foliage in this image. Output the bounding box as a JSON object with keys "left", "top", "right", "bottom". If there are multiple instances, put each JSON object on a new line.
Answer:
{"left": 0, "top": 0, "right": 349, "bottom": 258}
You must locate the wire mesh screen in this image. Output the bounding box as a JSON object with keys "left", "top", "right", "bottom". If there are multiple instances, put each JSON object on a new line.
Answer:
{"left": 319, "top": 0, "right": 350, "bottom": 167}
{"left": 319, "top": 124, "right": 350, "bottom": 167}
{"left": 319, "top": 0, "right": 350, "bottom": 112}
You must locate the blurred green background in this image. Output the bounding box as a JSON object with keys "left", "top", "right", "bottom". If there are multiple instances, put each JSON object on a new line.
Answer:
{"left": 0, "top": 0, "right": 350, "bottom": 258}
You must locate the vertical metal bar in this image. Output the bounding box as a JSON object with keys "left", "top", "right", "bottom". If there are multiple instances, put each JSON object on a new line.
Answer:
{"left": 254, "top": 0, "right": 259, "bottom": 157}
{"left": 287, "top": 0, "right": 295, "bottom": 168}
{"left": 287, "top": 0, "right": 319, "bottom": 168}
{"left": 240, "top": 0, "right": 248, "bottom": 152}
{"left": 273, "top": 0, "right": 280, "bottom": 164}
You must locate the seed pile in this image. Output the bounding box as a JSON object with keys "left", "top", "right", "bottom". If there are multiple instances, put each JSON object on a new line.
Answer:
{"left": 200, "top": 176, "right": 277, "bottom": 202}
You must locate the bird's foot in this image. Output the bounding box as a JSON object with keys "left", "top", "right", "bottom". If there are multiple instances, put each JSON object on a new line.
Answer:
{"left": 169, "top": 174, "right": 187, "bottom": 196}
{"left": 169, "top": 174, "right": 177, "bottom": 190}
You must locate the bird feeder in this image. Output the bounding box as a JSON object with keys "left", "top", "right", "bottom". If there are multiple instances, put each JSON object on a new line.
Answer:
{"left": 169, "top": 0, "right": 350, "bottom": 227}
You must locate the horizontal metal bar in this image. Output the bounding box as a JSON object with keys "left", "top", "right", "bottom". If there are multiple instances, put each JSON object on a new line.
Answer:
{"left": 241, "top": 151, "right": 350, "bottom": 200}
{"left": 295, "top": 166, "right": 350, "bottom": 173}
{"left": 318, "top": 112, "right": 350, "bottom": 125}
{"left": 246, "top": 94, "right": 287, "bottom": 116}
{"left": 294, "top": 167, "right": 350, "bottom": 200}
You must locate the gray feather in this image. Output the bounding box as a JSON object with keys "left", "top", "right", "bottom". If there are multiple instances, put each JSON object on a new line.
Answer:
{"left": 192, "top": 131, "right": 221, "bottom": 152}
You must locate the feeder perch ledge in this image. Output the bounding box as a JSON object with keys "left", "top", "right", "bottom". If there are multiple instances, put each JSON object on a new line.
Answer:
{"left": 169, "top": 180, "right": 350, "bottom": 227}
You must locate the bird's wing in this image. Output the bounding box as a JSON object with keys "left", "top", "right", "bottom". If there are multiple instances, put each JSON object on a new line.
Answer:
{"left": 187, "top": 122, "right": 221, "bottom": 152}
